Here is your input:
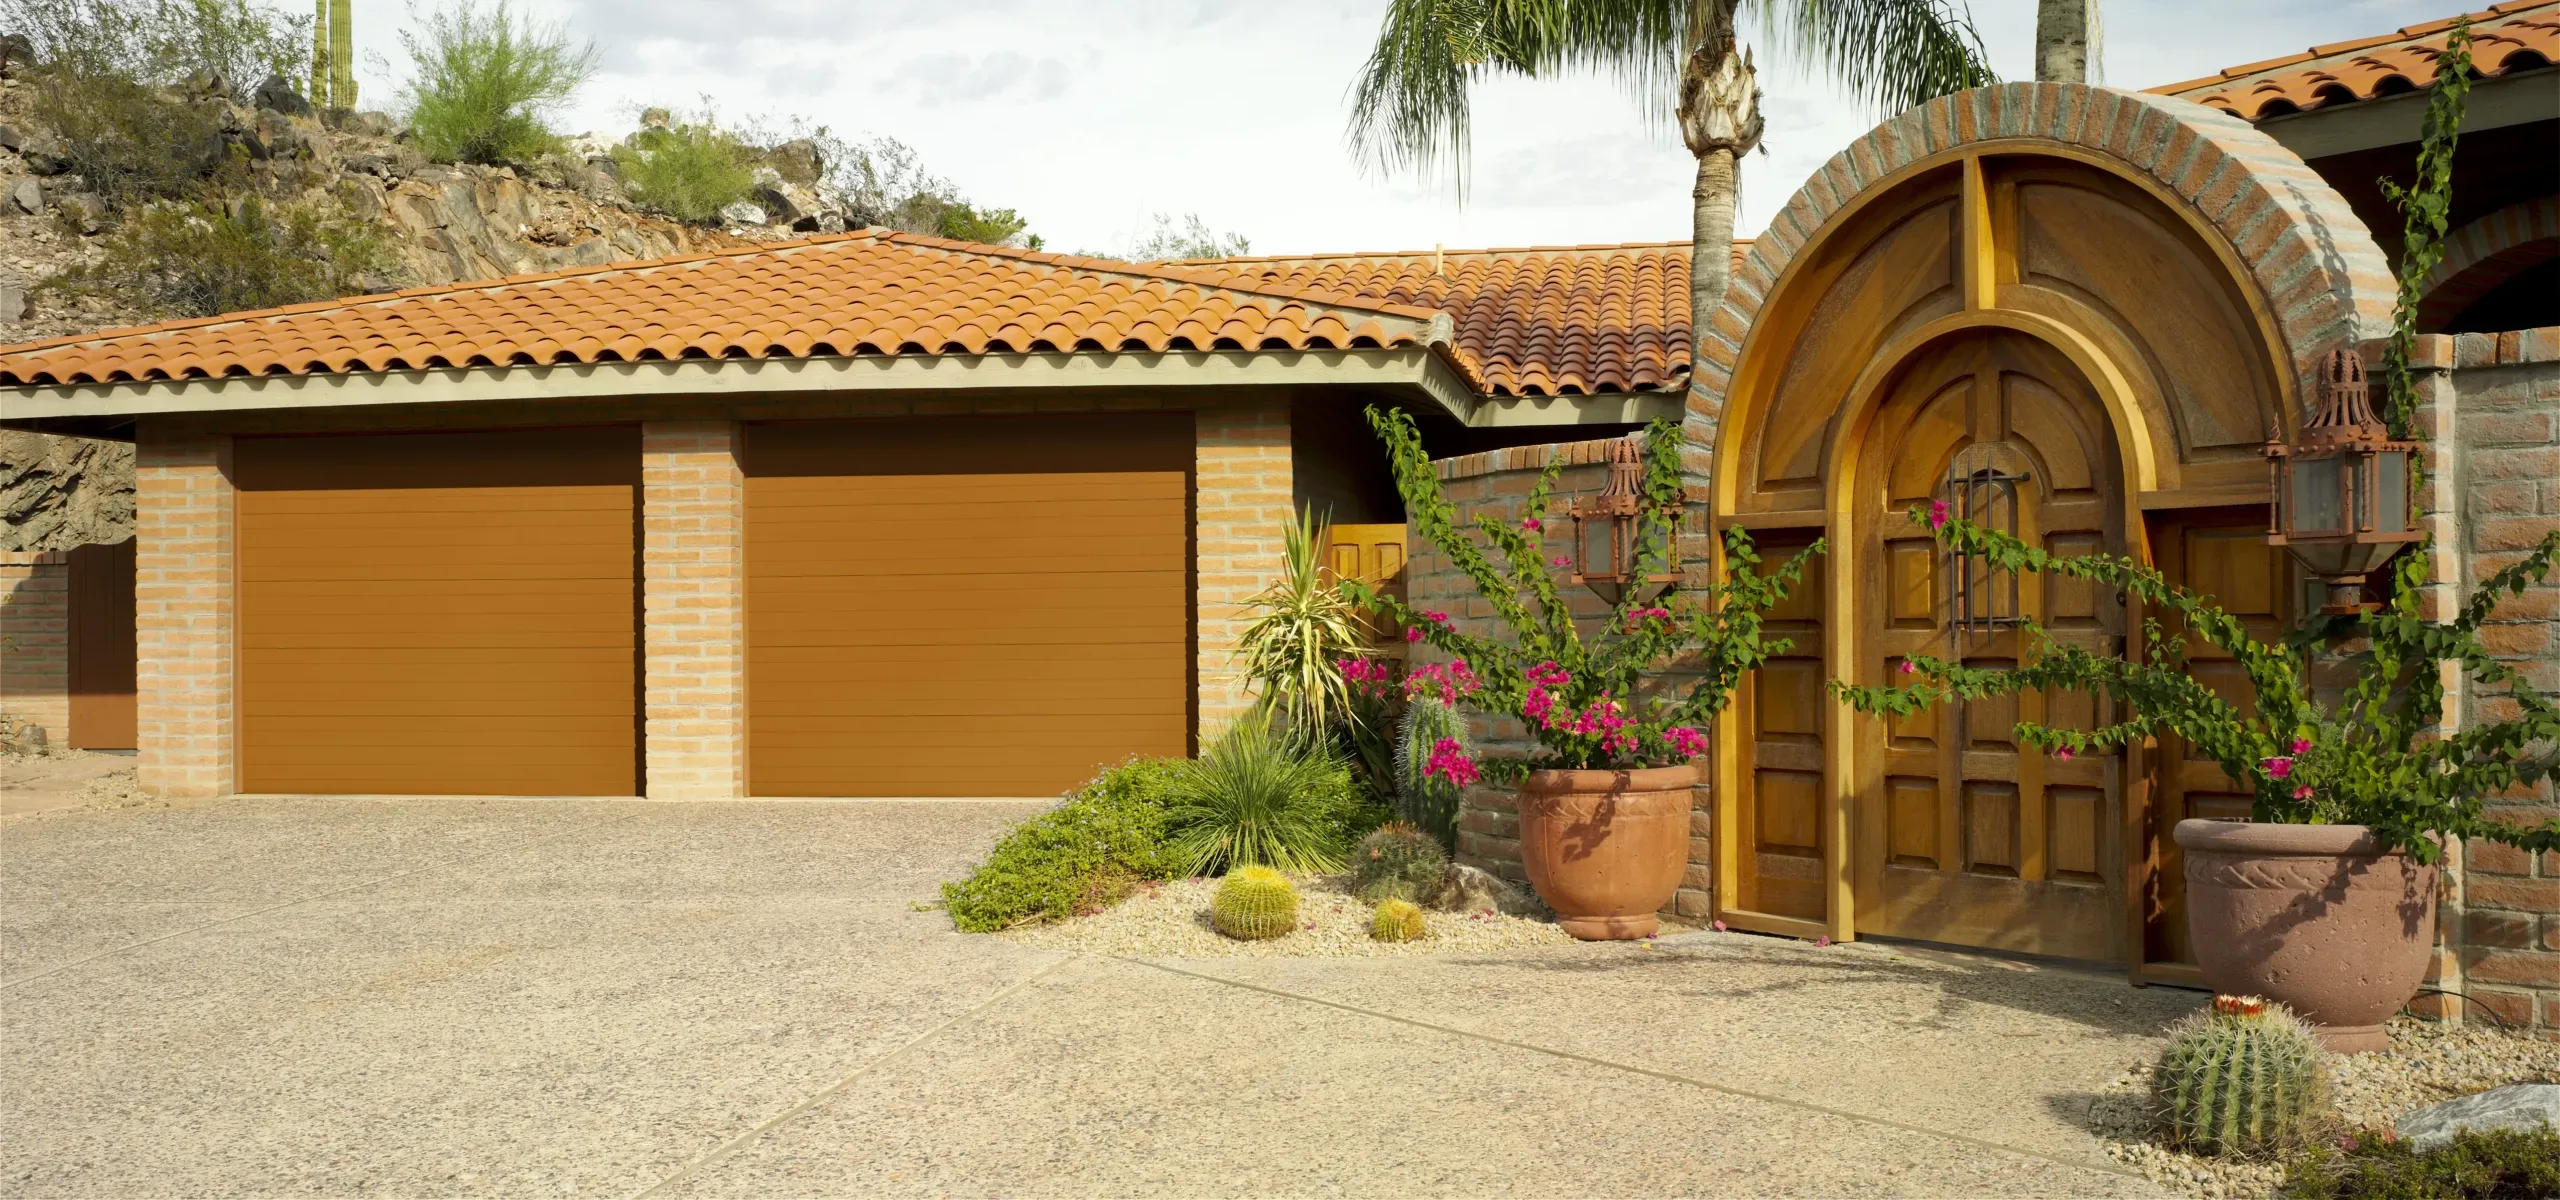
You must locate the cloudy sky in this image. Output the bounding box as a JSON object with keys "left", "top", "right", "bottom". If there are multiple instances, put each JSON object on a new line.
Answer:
{"left": 343, "top": 0, "right": 2453, "bottom": 257}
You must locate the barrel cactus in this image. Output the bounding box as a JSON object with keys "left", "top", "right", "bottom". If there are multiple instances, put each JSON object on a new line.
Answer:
{"left": 1394, "top": 695, "right": 1469, "bottom": 850}
{"left": 1350, "top": 822, "right": 1448, "bottom": 904}
{"left": 1210, "top": 866, "right": 1299, "bottom": 940}
{"left": 1371, "top": 897, "right": 1427, "bottom": 942}
{"left": 2152, "top": 995, "right": 2332, "bottom": 1157}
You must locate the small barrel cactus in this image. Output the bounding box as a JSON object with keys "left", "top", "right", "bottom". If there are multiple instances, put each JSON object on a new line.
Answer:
{"left": 1350, "top": 822, "right": 1449, "bottom": 904}
{"left": 1371, "top": 897, "right": 1427, "bottom": 942}
{"left": 2152, "top": 995, "right": 2332, "bottom": 1157}
{"left": 1395, "top": 696, "right": 1469, "bottom": 850}
{"left": 1210, "top": 866, "right": 1299, "bottom": 940}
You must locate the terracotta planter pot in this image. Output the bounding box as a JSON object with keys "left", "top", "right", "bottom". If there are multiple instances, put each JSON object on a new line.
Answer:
{"left": 2174, "top": 819, "right": 2440, "bottom": 1053}
{"left": 1517, "top": 764, "right": 1698, "bottom": 940}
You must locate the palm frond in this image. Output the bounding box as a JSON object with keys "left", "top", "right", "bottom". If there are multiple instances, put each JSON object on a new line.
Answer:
{"left": 1750, "top": 0, "right": 1997, "bottom": 116}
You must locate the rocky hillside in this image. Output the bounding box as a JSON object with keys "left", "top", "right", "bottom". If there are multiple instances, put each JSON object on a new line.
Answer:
{"left": 0, "top": 69, "right": 861, "bottom": 551}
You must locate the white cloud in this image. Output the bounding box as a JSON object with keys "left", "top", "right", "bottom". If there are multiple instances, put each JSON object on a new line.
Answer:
{"left": 343, "top": 0, "right": 2468, "bottom": 256}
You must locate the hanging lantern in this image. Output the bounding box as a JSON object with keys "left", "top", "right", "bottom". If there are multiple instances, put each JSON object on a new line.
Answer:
{"left": 2263, "top": 348, "right": 2421, "bottom": 614}
{"left": 1567, "top": 437, "right": 1683, "bottom": 605}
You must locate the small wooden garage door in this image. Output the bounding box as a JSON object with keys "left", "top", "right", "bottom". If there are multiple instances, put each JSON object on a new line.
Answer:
{"left": 236, "top": 428, "right": 639, "bottom": 795}
{"left": 746, "top": 416, "right": 1191, "bottom": 797}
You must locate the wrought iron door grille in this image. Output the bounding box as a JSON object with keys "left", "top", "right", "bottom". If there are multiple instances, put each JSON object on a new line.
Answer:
{"left": 1946, "top": 464, "right": 2028, "bottom": 643}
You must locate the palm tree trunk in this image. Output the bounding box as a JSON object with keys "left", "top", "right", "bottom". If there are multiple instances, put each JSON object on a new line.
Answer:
{"left": 2036, "top": 0, "right": 2090, "bottom": 83}
{"left": 1691, "top": 147, "right": 1738, "bottom": 364}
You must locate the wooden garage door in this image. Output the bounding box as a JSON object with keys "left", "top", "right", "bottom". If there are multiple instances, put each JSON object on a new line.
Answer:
{"left": 236, "top": 428, "right": 638, "bottom": 795}
{"left": 746, "top": 416, "right": 1191, "bottom": 797}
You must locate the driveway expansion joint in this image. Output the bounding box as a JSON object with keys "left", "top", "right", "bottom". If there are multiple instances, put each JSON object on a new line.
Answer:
{"left": 1126, "top": 955, "right": 2141, "bottom": 1181}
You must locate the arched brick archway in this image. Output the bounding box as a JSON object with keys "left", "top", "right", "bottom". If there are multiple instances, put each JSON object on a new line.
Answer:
{"left": 2417, "top": 197, "right": 2558, "bottom": 332}
{"left": 1691, "top": 83, "right": 2395, "bottom": 964}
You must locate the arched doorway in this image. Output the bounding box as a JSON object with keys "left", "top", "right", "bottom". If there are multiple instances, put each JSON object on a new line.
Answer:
{"left": 1700, "top": 85, "right": 2396, "bottom": 978}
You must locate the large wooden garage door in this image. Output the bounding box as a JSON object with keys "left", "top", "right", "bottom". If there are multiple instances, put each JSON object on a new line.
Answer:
{"left": 236, "top": 428, "right": 638, "bottom": 795}
{"left": 746, "top": 415, "right": 1191, "bottom": 797}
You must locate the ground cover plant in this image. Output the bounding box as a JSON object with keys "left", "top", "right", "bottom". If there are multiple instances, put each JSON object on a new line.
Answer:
{"left": 610, "top": 116, "right": 756, "bottom": 225}
{"left": 1349, "top": 406, "right": 1819, "bottom": 784}
{"left": 939, "top": 758, "right": 1184, "bottom": 932}
{"left": 2280, "top": 1127, "right": 2560, "bottom": 1199}
{"left": 50, "top": 191, "right": 397, "bottom": 317}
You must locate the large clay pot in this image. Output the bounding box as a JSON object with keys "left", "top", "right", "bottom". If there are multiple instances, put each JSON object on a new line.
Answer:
{"left": 1517, "top": 764, "right": 1698, "bottom": 940}
{"left": 2174, "top": 819, "right": 2440, "bottom": 1053}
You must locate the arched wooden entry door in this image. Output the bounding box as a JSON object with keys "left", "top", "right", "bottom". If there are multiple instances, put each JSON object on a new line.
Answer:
{"left": 1703, "top": 85, "right": 2396, "bottom": 977}
{"left": 1852, "top": 329, "right": 2126, "bottom": 959}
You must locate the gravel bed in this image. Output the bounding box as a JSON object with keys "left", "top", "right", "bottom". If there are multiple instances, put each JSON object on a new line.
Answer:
{"left": 2090, "top": 1016, "right": 2560, "bottom": 1199}
{"left": 999, "top": 872, "right": 1578, "bottom": 958}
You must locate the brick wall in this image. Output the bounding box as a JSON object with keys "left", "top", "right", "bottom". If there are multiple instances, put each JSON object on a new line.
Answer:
{"left": 134, "top": 430, "right": 234, "bottom": 798}
{"left": 1405, "top": 438, "right": 1721, "bottom": 920}
{"left": 1196, "top": 402, "right": 1294, "bottom": 731}
{"left": 641, "top": 421, "right": 747, "bottom": 800}
{"left": 2413, "top": 327, "right": 2560, "bottom": 1037}
{"left": 0, "top": 550, "right": 69, "bottom": 748}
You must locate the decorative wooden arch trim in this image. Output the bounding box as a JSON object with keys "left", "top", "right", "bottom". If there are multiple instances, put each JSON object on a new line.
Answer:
{"left": 1690, "top": 83, "right": 2395, "bottom": 477}
{"left": 2417, "top": 197, "right": 2559, "bottom": 331}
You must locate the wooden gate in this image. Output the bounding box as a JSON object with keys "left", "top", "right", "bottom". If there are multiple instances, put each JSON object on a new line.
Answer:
{"left": 1325, "top": 523, "right": 1408, "bottom": 657}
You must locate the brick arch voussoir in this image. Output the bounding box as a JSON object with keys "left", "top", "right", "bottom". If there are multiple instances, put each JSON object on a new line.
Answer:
{"left": 2417, "top": 197, "right": 2560, "bottom": 331}
{"left": 1694, "top": 82, "right": 2394, "bottom": 451}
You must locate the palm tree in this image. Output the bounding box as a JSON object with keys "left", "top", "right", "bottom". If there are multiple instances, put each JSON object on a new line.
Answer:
{"left": 2035, "top": 0, "right": 2095, "bottom": 83}
{"left": 1348, "top": 1, "right": 1996, "bottom": 383}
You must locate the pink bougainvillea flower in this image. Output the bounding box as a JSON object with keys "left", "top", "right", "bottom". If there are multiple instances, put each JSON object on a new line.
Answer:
{"left": 1898, "top": 659, "right": 1917, "bottom": 675}
{"left": 2263, "top": 756, "right": 2294, "bottom": 779}
{"left": 1813, "top": 936, "right": 1833, "bottom": 947}
{"left": 1423, "top": 737, "right": 1480, "bottom": 787}
{"left": 2055, "top": 747, "right": 2075, "bottom": 761}
{"left": 1928, "top": 499, "right": 1950, "bottom": 530}
{"left": 2291, "top": 737, "right": 2313, "bottom": 755}
{"left": 1711, "top": 920, "right": 1729, "bottom": 932}
{"left": 1405, "top": 627, "right": 1424, "bottom": 643}
{"left": 1522, "top": 517, "right": 1542, "bottom": 531}
{"left": 1664, "top": 726, "right": 1710, "bottom": 759}
{"left": 2294, "top": 784, "right": 2314, "bottom": 800}
{"left": 1551, "top": 555, "right": 1570, "bottom": 568}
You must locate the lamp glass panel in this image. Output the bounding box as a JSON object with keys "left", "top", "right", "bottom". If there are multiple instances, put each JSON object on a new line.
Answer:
{"left": 2291, "top": 456, "right": 2344, "bottom": 535}
{"left": 2377, "top": 449, "right": 2410, "bottom": 533}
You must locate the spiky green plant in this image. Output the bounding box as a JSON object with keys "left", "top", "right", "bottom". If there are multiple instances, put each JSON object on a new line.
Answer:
{"left": 2153, "top": 997, "right": 2332, "bottom": 1158}
{"left": 1394, "top": 695, "right": 1468, "bottom": 850}
{"left": 1371, "top": 897, "right": 1427, "bottom": 942}
{"left": 1349, "top": 821, "right": 1448, "bottom": 904}
{"left": 1211, "top": 866, "right": 1299, "bottom": 940}
{"left": 1164, "top": 717, "right": 1360, "bottom": 876}
{"left": 1234, "top": 505, "right": 1370, "bottom": 741}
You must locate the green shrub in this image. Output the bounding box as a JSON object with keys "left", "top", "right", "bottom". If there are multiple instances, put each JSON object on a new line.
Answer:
{"left": 48, "top": 192, "right": 399, "bottom": 317}
{"left": 939, "top": 758, "right": 1184, "bottom": 933}
{"left": 611, "top": 120, "right": 755, "bottom": 225}
{"left": 21, "top": 68, "right": 224, "bottom": 203}
{"left": 398, "top": 0, "right": 594, "bottom": 165}
{"left": 1210, "top": 866, "right": 1299, "bottom": 940}
{"left": 1164, "top": 717, "right": 1365, "bottom": 876}
{"left": 1369, "top": 897, "right": 1426, "bottom": 942}
{"left": 1394, "top": 695, "right": 1468, "bottom": 851}
{"left": 12, "top": 0, "right": 309, "bottom": 99}
{"left": 2280, "top": 1127, "right": 2560, "bottom": 1199}
{"left": 2153, "top": 998, "right": 2332, "bottom": 1157}
{"left": 1349, "top": 821, "right": 1446, "bottom": 903}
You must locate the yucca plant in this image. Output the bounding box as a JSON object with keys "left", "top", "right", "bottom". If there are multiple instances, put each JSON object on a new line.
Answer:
{"left": 1164, "top": 717, "right": 1361, "bottom": 876}
{"left": 1235, "top": 505, "right": 1371, "bottom": 741}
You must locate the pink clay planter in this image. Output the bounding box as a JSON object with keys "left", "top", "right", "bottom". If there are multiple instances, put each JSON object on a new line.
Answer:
{"left": 2174, "top": 819, "right": 2440, "bottom": 1054}
{"left": 1518, "top": 764, "right": 1699, "bottom": 940}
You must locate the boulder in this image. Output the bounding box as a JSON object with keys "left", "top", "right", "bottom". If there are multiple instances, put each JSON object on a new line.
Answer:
{"left": 19, "top": 132, "right": 69, "bottom": 176}
{"left": 2397, "top": 1083, "right": 2560, "bottom": 1151}
{"left": 1430, "top": 862, "right": 1533, "bottom": 914}
{"left": 10, "top": 177, "right": 40, "bottom": 215}
{"left": 0, "top": 32, "right": 34, "bottom": 78}
{"left": 0, "top": 281, "right": 30, "bottom": 323}
{"left": 718, "top": 199, "right": 767, "bottom": 227}
{"left": 0, "top": 124, "right": 20, "bottom": 153}
{"left": 752, "top": 179, "right": 814, "bottom": 227}
{"left": 253, "top": 73, "right": 313, "bottom": 117}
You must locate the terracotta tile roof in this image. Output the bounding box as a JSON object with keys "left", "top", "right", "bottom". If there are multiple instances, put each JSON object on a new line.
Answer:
{"left": 2153, "top": 0, "right": 2560, "bottom": 122}
{"left": 1169, "top": 241, "right": 1742, "bottom": 396}
{"left": 0, "top": 230, "right": 1457, "bottom": 389}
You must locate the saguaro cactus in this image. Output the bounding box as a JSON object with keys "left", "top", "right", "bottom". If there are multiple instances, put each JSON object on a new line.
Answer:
{"left": 312, "top": 0, "right": 356, "bottom": 109}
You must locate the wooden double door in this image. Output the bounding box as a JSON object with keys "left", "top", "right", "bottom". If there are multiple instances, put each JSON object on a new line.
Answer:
{"left": 1850, "top": 330, "right": 2129, "bottom": 960}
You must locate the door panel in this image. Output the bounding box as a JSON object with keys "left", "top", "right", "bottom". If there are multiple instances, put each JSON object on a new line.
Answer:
{"left": 1853, "top": 330, "right": 2127, "bottom": 959}
{"left": 67, "top": 538, "right": 136, "bottom": 749}
{"left": 1735, "top": 530, "right": 1827, "bottom": 920}
{"left": 2143, "top": 509, "right": 2293, "bottom": 968}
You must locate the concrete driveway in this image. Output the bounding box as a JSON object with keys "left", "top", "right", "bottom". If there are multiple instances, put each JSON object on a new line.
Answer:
{"left": 0, "top": 796, "right": 2196, "bottom": 1197}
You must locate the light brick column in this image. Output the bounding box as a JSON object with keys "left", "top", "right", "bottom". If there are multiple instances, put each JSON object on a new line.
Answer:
{"left": 642, "top": 421, "right": 749, "bottom": 799}
{"left": 1194, "top": 403, "right": 1293, "bottom": 732}
{"left": 0, "top": 551, "right": 71, "bottom": 748}
{"left": 135, "top": 431, "right": 234, "bottom": 797}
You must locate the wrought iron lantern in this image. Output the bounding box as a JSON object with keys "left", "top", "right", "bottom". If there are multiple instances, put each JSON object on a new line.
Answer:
{"left": 2263, "top": 348, "right": 2421, "bottom": 613}
{"left": 1567, "top": 437, "right": 1683, "bottom": 605}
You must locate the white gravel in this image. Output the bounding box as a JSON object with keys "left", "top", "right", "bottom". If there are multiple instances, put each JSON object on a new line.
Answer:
{"left": 998, "top": 871, "right": 1579, "bottom": 959}
{"left": 2090, "top": 1015, "right": 2560, "bottom": 1199}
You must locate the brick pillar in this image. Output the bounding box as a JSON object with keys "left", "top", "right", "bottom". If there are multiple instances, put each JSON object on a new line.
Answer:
{"left": 0, "top": 551, "right": 71, "bottom": 748}
{"left": 642, "top": 421, "right": 748, "bottom": 799}
{"left": 135, "top": 431, "right": 234, "bottom": 798}
{"left": 1194, "top": 403, "right": 1293, "bottom": 731}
